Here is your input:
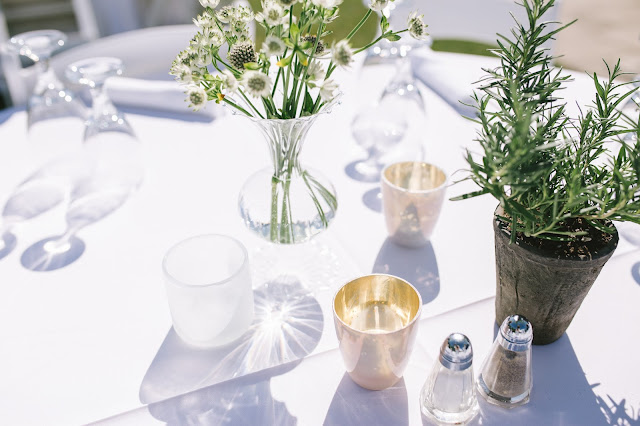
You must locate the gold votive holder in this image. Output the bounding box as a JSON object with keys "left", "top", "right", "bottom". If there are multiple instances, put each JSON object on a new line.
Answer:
{"left": 333, "top": 274, "right": 422, "bottom": 390}
{"left": 381, "top": 161, "right": 448, "bottom": 248}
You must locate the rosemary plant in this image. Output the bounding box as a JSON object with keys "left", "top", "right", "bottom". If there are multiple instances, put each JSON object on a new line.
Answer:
{"left": 454, "top": 0, "right": 640, "bottom": 243}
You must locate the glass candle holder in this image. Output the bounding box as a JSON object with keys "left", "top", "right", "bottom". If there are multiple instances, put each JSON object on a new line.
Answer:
{"left": 381, "top": 162, "right": 448, "bottom": 248}
{"left": 477, "top": 314, "right": 533, "bottom": 407}
{"left": 420, "top": 333, "right": 479, "bottom": 424}
{"left": 162, "top": 234, "right": 254, "bottom": 347}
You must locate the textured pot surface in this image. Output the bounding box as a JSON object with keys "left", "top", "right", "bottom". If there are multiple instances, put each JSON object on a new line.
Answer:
{"left": 493, "top": 214, "right": 618, "bottom": 345}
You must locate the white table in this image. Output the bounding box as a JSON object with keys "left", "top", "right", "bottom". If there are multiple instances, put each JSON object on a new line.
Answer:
{"left": 0, "top": 52, "right": 638, "bottom": 425}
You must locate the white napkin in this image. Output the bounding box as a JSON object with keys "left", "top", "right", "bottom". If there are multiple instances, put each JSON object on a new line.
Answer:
{"left": 410, "top": 49, "right": 501, "bottom": 118}
{"left": 105, "top": 77, "right": 224, "bottom": 119}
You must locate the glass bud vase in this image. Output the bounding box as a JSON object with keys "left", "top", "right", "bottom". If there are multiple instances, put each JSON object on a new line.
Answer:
{"left": 238, "top": 107, "right": 339, "bottom": 244}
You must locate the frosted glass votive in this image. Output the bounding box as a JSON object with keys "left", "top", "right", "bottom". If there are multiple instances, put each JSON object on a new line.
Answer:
{"left": 162, "top": 234, "right": 254, "bottom": 347}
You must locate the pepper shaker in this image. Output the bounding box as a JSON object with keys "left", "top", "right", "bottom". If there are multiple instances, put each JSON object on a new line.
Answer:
{"left": 420, "top": 333, "right": 479, "bottom": 424}
{"left": 477, "top": 314, "right": 533, "bottom": 408}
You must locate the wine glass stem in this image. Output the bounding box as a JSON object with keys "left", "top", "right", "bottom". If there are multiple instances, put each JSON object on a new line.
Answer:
{"left": 33, "top": 57, "right": 61, "bottom": 96}
{"left": 90, "top": 86, "right": 116, "bottom": 119}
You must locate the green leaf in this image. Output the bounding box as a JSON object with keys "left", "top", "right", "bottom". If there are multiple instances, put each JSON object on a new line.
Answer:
{"left": 380, "top": 15, "right": 389, "bottom": 34}
{"left": 243, "top": 62, "right": 261, "bottom": 70}
{"left": 383, "top": 33, "right": 402, "bottom": 42}
{"left": 290, "top": 22, "right": 300, "bottom": 40}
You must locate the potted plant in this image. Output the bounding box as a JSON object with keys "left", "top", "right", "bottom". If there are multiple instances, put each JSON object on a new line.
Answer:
{"left": 170, "top": 0, "right": 429, "bottom": 244}
{"left": 453, "top": 0, "right": 640, "bottom": 344}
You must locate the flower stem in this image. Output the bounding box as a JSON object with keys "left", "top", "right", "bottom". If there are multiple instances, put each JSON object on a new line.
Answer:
{"left": 222, "top": 97, "right": 252, "bottom": 116}
{"left": 347, "top": 9, "right": 372, "bottom": 41}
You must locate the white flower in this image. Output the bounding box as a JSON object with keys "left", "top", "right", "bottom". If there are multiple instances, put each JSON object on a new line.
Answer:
{"left": 194, "top": 48, "right": 213, "bottom": 68}
{"left": 407, "top": 11, "right": 429, "bottom": 40}
{"left": 193, "top": 11, "right": 214, "bottom": 28}
{"left": 262, "top": 1, "right": 284, "bottom": 26}
{"left": 262, "top": 35, "right": 286, "bottom": 57}
{"left": 200, "top": 28, "right": 224, "bottom": 48}
{"left": 187, "top": 85, "right": 208, "bottom": 110}
{"left": 319, "top": 79, "right": 338, "bottom": 101}
{"left": 306, "top": 61, "right": 325, "bottom": 81}
{"left": 331, "top": 40, "right": 353, "bottom": 68}
{"left": 234, "top": 5, "right": 255, "bottom": 22}
{"left": 216, "top": 6, "right": 235, "bottom": 23}
{"left": 369, "top": 0, "right": 388, "bottom": 11}
{"left": 221, "top": 70, "right": 239, "bottom": 93}
{"left": 199, "top": 0, "right": 220, "bottom": 8}
{"left": 241, "top": 70, "right": 273, "bottom": 98}
{"left": 170, "top": 63, "right": 192, "bottom": 84}
{"left": 311, "top": 0, "right": 342, "bottom": 8}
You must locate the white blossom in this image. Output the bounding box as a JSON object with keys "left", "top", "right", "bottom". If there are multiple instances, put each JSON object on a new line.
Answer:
{"left": 306, "top": 61, "right": 325, "bottom": 81}
{"left": 241, "top": 71, "right": 273, "bottom": 98}
{"left": 187, "top": 85, "right": 208, "bottom": 110}
{"left": 262, "top": 35, "right": 286, "bottom": 57}
{"left": 369, "top": 0, "right": 388, "bottom": 11}
{"left": 193, "top": 11, "right": 215, "bottom": 28}
{"left": 234, "top": 5, "right": 255, "bottom": 22}
{"left": 331, "top": 40, "right": 353, "bottom": 68}
{"left": 408, "top": 11, "right": 429, "bottom": 40}
{"left": 262, "top": 1, "right": 284, "bottom": 26}
{"left": 221, "top": 70, "right": 239, "bottom": 93}
{"left": 170, "top": 63, "right": 192, "bottom": 84}
{"left": 199, "top": 0, "right": 220, "bottom": 8}
{"left": 216, "top": 6, "right": 235, "bottom": 23}
{"left": 310, "top": 0, "right": 342, "bottom": 8}
{"left": 319, "top": 79, "right": 338, "bottom": 101}
{"left": 203, "top": 28, "right": 225, "bottom": 48}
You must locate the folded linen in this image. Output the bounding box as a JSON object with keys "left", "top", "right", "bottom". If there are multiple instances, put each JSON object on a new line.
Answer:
{"left": 105, "top": 77, "right": 224, "bottom": 119}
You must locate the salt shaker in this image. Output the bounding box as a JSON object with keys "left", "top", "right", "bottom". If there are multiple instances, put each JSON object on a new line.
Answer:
{"left": 420, "top": 333, "right": 479, "bottom": 424}
{"left": 477, "top": 314, "right": 533, "bottom": 408}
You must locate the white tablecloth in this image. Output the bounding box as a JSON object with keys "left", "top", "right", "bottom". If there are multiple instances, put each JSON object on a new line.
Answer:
{"left": 0, "top": 51, "right": 638, "bottom": 425}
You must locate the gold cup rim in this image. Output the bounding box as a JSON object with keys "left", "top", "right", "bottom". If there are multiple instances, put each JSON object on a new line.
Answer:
{"left": 381, "top": 161, "right": 449, "bottom": 195}
{"left": 332, "top": 273, "right": 423, "bottom": 335}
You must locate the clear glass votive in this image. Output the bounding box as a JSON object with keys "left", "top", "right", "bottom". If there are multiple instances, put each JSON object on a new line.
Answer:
{"left": 162, "top": 234, "right": 254, "bottom": 347}
{"left": 381, "top": 162, "right": 448, "bottom": 248}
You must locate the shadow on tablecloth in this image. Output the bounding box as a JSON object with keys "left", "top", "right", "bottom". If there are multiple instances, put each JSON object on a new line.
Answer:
{"left": 139, "top": 277, "right": 323, "bottom": 420}
{"left": 324, "top": 374, "right": 408, "bottom": 426}
{"left": 372, "top": 238, "right": 440, "bottom": 305}
{"left": 471, "top": 335, "right": 611, "bottom": 425}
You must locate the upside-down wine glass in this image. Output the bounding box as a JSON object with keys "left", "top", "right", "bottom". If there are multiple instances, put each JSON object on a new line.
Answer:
{"left": 20, "top": 57, "right": 143, "bottom": 272}
{"left": 6, "top": 30, "right": 86, "bottom": 130}
{"left": 349, "top": 103, "right": 408, "bottom": 183}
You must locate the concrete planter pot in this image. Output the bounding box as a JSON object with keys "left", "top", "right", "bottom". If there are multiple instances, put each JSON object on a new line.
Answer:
{"left": 493, "top": 212, "right": 618, "bottom": 345}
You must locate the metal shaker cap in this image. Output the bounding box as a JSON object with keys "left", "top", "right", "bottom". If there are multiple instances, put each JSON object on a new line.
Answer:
{"left": 439, "top": 333, "right": 473, "bottom": 371}
{"left": 499, "top": 314, "right": 533, "bottom": 352}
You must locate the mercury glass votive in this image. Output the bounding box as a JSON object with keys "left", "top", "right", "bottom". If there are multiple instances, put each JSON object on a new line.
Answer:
{"left": 381, "top": 162, "right": 448, "bottom": 248}
{"left": 333, "top": 274, "right": 422, "bottom": 390}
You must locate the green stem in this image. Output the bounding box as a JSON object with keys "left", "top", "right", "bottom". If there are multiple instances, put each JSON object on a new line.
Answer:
{"left": 270, "top": 177, "right": 279, "bottom": 242}
{"left": 222, "top": 97, "right": 252, "bottom": 116}
{"left": 238, "top": 89, "right": 265, "bottom": 119}
{"left": 347, "top": 9, "right": 372, "bottom": 41}
{"left": 354, "top": 29, "right": 409, "bottom": 54}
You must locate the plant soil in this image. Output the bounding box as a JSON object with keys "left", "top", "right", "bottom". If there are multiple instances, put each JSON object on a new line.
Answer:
{"left": 496, "top": 217, "right": 617, "bottom": 261}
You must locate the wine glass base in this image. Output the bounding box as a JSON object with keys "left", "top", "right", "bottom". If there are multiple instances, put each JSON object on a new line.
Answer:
{"left": 21, "top": 235, "right": 85, "bottom": 272}
{"left": 345, "top": 159, "right": 384, "bottom": 183}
